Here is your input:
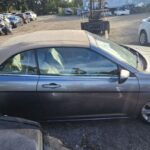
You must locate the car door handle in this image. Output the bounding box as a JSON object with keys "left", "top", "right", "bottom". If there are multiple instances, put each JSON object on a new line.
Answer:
{"left": 42, "top": 83, "right": 61, "bottom": 89}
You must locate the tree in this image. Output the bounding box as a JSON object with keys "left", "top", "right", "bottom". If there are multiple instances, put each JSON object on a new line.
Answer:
{"left": 0, "top": 0, "right": 80, "bottom": 14}
{"left": 0, "top": 0, "right": 28, "bottom": 12}
{"left": 73, "top": 0, "right": 83, "bottom": 7}
{"left": 0, "top": 0, "right": 11, "bottom": 12}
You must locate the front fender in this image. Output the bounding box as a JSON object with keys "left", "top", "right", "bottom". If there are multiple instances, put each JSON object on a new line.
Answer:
{"left": 135, "top": 73, "right": 150, "bottom": 117}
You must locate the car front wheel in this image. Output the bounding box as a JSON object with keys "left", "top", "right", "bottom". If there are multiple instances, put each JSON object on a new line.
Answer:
{"left": 139, "top": 31, "right": 148, "bottom": 45}
{"left": 141, "top": 102, "right": 150, "bottom": 123}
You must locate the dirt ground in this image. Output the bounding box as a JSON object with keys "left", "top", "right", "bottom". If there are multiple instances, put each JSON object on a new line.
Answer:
{"left": 0, "top": 13, "right": 150, "bottom": 150}
{"left": 0, "top": 13, "right": 150, "bottom": 45}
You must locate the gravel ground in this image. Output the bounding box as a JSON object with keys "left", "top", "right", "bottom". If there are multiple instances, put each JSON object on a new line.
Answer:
{"left": 109, "top": 13, "right": 150, "bottom": 45}
{"left": 43, "top": 119, "right": 150, "bottom": 150}
{"left": 0, "top": 13, "right": 150, "bottom": 150}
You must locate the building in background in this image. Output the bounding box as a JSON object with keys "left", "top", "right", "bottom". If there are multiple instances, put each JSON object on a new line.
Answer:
{"left": 82, "top": 0, "right": 150, "bottom": 9}
{"left": 82, "top": 0, "right": 106, "bottom": 9}
{"left": 107, "top": 0, "right": 150, "bottom": 8}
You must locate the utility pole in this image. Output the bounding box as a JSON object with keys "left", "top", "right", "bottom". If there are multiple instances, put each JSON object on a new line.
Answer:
{"left": 89, "top": 0, "right": 105, "bottom": 19}
{"left": 89, "top": 0, "right": 93, "bottom": 19}
{"left": 99, "top": 0, "right": 102, "bottom": 9}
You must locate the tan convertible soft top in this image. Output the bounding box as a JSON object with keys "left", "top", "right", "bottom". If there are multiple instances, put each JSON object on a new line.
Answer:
{"left": 0, "top": 30, "right": 90, "bottom": 64}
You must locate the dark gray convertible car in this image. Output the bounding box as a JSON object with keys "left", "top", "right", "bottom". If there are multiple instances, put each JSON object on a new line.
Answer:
{"left": 0, "top": 30, "right": 150, "bottom": 123}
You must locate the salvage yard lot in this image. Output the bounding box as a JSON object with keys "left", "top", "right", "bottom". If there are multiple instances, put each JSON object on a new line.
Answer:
{"left": 0, "top": 13, "right": 150, "bottom": 45}
{"left": 0, "top": 13, "right": 150, "bottom": 150}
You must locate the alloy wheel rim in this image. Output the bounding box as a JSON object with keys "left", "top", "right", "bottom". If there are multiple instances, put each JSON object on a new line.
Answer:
{"left": 142, "top": 103, "right": 150, "bottom": 123}
{"left": 140, "top": 33, "right": 146, "bottom": 44}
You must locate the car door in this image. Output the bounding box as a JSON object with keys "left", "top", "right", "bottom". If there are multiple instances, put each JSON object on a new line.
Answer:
{"left": 36, "top": 47, "right": 139, "bottom": 120}
{"left": 0, "top": 50, "right": 40, "bottom": 120}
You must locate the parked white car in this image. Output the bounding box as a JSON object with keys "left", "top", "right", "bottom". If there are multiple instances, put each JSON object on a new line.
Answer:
{"left": 64, "top": 8, "right": 73, "bottom": 15}
{"left": 102, "top": 11, "right": 112, "bottom": 17}
{"left": 25, "top": 11, "right": 37, "bottom": 21}
{"left": 138, "top": 17, "right": 150, "bottom": 45}
{"left": 114, "top": 8, "right": 130, "bottom": 16}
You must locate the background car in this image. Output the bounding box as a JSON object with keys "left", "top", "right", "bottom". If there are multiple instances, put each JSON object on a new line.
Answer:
{"left": 0, "top": 18, "right": 4, "bottom": 35}
{"left": 16, "top": 13, "right": 30, "bottom": 24}
{"left": 64, "top": 8, "right": 73, "bottom": 16}
{"left": 114, "top": 8, "right": 130, "bottom": 16}
{"left": 25, "top": 11, "right": 37, "bottom": 21}
{"left": 138, "top": 17, "right": 150, "bottom": 45}
{"left": 0, "top": 15, "right": 12, "bottom": 35}
{"left": 8, "top": 15, "right": 23, "bottom": 28}
{"left": 3, "top": 13, "right": 12, "bottom": 16}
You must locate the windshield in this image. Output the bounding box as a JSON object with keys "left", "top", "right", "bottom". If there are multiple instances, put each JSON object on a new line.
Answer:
{"left": 91, "top": 33, "right": 138, "bottom": 69}
{"left": 9, "top": 16, "right": 16, "bottom": 20}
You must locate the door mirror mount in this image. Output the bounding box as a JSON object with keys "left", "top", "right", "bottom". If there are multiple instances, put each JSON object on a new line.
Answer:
{"left": 119, "top": 69, "right": 130, "bottom": 84}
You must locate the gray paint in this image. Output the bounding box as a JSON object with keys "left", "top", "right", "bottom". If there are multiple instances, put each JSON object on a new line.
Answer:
{"left": 0, "top": 31, "right": 150, "bottom": 121}
{"left": 0, "top": 75, "right": 39, "bottom": 91}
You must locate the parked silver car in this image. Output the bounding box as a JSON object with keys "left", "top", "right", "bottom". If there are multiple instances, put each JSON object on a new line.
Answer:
{"left": 0, "top": 30, "right": 150, "bottom": 123}
{"left": 25, "top": 11, "right": 37, "bottom": 21}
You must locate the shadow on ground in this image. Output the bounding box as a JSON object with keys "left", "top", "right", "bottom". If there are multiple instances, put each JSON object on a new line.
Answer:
{"left": 43, "top": 119, "right": 150, "bottom": 150}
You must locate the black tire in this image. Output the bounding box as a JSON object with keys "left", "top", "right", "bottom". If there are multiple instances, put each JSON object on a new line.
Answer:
{"left": 2, "top": 27, "right": 8, "bottom": 35}
{"left": 4, "top": 32, "right": 8, "bottom": 35}
{"left": 139, "top": 31, "right": 148, "bottom": 46}
{"left": 15, "top": 24, "right": 18, "bottom": 28}
{"left": 12, "top": 23, "right": 17, "bottom": 28}
{"left": 25, "top": 20, "right": 28, "bottom": 24}
{"left": 140, "top": 102, "right": 150, "bottom": 124}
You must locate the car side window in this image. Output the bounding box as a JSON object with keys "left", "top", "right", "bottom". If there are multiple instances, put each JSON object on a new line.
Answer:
{"left": 0, "top": 50, "right": 37, "bottom": 75}
{"left": 37, "top": 47, "right": 118, "bottom": 76}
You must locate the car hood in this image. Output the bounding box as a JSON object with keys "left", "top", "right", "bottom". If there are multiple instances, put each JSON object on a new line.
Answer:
{"left": 124, "top": 45, "right": 150, "bottom": 73}
{"left": 0, "top": 116, "right": 43, "bottom": 150}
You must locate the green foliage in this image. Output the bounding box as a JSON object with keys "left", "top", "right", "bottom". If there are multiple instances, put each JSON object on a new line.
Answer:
{"left": 0, "top": 0, "right": 28, "bottom": 12}
{"left": 0, "top": 0, "right": 82, "bottom": 14}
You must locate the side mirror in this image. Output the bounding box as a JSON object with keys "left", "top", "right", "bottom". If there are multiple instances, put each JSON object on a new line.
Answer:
{"left": 119, "top": 69, "right": 130, "bottom": 84}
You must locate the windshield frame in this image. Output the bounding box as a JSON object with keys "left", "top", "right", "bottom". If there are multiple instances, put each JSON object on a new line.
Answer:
{"left": 88, "top": 32, "right": 145, "bottom": 72}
